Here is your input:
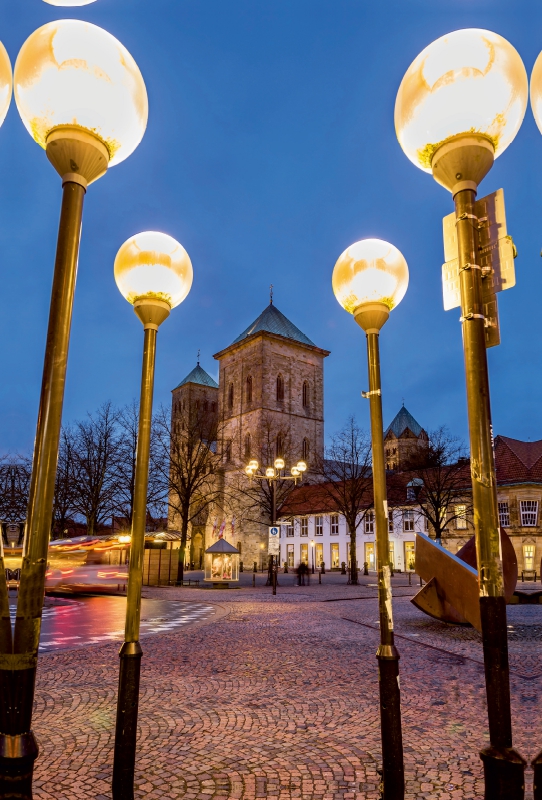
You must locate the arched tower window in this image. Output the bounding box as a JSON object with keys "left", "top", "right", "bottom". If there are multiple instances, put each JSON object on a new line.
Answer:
{"left": 244, "top": 432, "right": 251, "bottom": 459}
{"left": 225, "top": 440, "right": 232, "bottom": 462}
{"left": 228, "top": 383, "right": 234, "bottom": 410}
{"left": 302, "top": 438, "right": 310, "bottom": 462}
{"left": 276, "top": 374, "right": 284, "bottom": 402}
{"left": 302, "top": 381, "right": 309, "bottom": 408}
{"left": 276, "top": 433, "right": 284, "bottom": 458}
{"left": 246, "top": 375, "right": 253, "bottom": 404}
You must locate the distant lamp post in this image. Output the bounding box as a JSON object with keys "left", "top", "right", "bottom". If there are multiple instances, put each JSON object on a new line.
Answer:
{"left": 395, "top": 29, "right": 527, "bottom": 799}
{"left": 112, "top": 231, "right": 193, "bottom": 800}
{"left": 0, "top": 22, "right": 147, "bottom": 797}
{"left": 244, "top": 458, "right": 306, "bottom": 592}
{"left": 333, "top": 237, "right": 408, "bottom": 799}
{"left": 310, "top": 540, "right": 315, "bottom": 574}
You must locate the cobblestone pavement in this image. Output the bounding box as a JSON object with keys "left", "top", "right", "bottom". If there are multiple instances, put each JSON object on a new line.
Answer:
{"left": 31, "top": 575, "right": 540, "bottom": 799}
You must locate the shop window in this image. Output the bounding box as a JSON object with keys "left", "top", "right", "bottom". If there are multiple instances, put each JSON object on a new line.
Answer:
{"left": 287, "top": 544, "right": 295, "bottom": 567}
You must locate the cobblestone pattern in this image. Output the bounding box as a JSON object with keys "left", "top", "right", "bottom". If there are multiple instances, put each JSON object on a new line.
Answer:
{"left": 32, "top": 584, "right": 539, "bottom": 799}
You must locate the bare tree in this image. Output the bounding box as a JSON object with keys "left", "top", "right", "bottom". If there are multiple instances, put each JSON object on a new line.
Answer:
{"left": 229, "top": 412, "right": 298, "bottom": 529}
{"left": 71, "top": 402, "right": 121, "bottom": 537}
{"left": 52, "top": 427, "right": 78, "bottom": 538}
{"left": 0, "top": 456, "right": 32, "bottom": 543}
{"left": 402, "top": 425, "right": 472, "bottom": 543}
{"left": 115, "top": 401, "right": 167, "bottom": 530}
{"left": 154, "top": 402, "right": 223, "bottom": 583}
{"left": 311, "top": 416, "right": 373, "bottom": 584}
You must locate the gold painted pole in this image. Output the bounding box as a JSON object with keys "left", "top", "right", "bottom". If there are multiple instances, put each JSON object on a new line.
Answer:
{"left": 113, "top": 302, "right": 165, "bottom": 800}
{"left": 454, "top": 188, "right": 525, "bottom": 795}
{"left": 363, "top": 322, "right": 404, "bottom": 800}
{"left": 0, "top": 180, "right": 86, "bottom": 796}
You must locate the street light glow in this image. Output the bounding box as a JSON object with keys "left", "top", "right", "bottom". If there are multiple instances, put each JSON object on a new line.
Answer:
{"left": 274, "top": 458, "right": 285, "bottom": 470}
{"left": 332, "top": 238, "right": 409, "bottom": 314}
{"left": 14, "top": 20, "right": 148, "bottom": 166}
{"left": 265, "top": 467, "right": 275, "bottom": 478}
{"left": 114, "top": 231, "right": 193, "bottom": 308}
{"left": 395, "top": 28, "right": 527, "bottom": 172}
{"left": 0, "top": 43, "right": 11, "bottom": 131}
{"left": 43, "top": 0, "right": 98, "bottom": 4}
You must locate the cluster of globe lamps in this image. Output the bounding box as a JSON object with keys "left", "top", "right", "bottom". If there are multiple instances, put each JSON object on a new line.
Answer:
{"left": 0, "top": 10, "right": 539, "bottom": 800}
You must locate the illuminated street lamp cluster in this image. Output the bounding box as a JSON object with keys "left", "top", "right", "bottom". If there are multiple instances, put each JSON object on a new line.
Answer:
{"left": 245, "top": 457, "right": 307, "bottom": 484}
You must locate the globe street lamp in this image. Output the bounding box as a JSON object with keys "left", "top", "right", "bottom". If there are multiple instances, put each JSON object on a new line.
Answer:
{"left": 0, "top": 21, "right": 147, "bottom": 795}
{"left": 395, "top": 29, "right": 527, "bottom": 799}
{"left": 333, "top": 237, "right": 408, "bottom": 800}
{"left": 112, "top": 232, "right": 193, "bottom": 800}
{"left": 244, "top": 458, "right": 306, "bottom": 593}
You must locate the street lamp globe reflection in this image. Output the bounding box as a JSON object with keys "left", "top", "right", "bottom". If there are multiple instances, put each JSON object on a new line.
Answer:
{"left": 265, "top": 467, "right": 275, "bottom": 478}
{"left": 248, "top": 459, "right": 259, "bottom": 470}
{"left": 395, "top": 28, "right": 527, "bottom": 173}
{"left": 274, "top": 458, "right": 285, "bottom": 470}
{"left": 114, "top": 232, "right": 193, "bottom": 309}
{"left": 529, "top": 51, "right": 542, "bottom": 136}
{"left": 14, "top": 20, "right": 148, "bottom": 168}
{"left": 296, "top": 461, "right": 307, "bottom": 472}
{"left": 43, "top": 0, "right": 98, "bottom": 4}
{"left": 332, "top": 238, "right": 409, "bottom": 315}
{"left": 0, "top": 43, "right": 12, "bottom": 130}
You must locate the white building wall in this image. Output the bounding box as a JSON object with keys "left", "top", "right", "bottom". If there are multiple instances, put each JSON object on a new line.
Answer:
{"left": 279, "top": 509, "right": 423, "bottom": 571}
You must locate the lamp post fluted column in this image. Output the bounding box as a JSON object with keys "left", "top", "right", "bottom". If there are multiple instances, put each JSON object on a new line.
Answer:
{"left": 0, "top": 134, "right": 107, "bottom": 797}
{"left": 113, "top": 303, "right": 165, "bottom": 800}
{"left": 357, "top": 305, "right": 404, "bottom": 800}
{"left": 111, "top": 231, "right": 193, "bottom": 800}
{"left": 332, "top": 238, "right": 408, "bottom": 800}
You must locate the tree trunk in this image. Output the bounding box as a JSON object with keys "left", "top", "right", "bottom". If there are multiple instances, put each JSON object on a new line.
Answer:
{"left": 176, "top": 516, "right": 189, "bottom": 583}
{"left": 348, "top": 528, "right": 358, "bottom": 585}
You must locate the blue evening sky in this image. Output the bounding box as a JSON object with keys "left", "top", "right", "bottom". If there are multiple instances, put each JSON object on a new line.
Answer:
{"left": 0, "top": 0, "right": 541, "bottom": 454}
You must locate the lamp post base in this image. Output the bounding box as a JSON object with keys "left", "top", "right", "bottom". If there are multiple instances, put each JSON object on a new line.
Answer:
{"left": 112, "top": 641, "right": 143, "bottom": 800}
{"left": 0, "top": 731, "right": 38, "bottom": 800}
{"left": 480, "top": 746, "right": 525, "bottom": 800}
{"left": 376, "top": 650, "right": 404, "bottom": 800}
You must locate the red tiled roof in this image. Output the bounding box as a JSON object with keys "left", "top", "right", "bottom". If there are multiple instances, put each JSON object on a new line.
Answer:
{"left": 494, "top": 436, "right": 542, "bottom": 485}
{"left": 279, "top": 437, "right": 542, "bottom": 517}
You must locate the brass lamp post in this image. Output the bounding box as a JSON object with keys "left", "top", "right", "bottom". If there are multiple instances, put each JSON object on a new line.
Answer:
{"left": 395, "top": 28, "right": 527, "bottom": 799}
{"left": 333, "top": 237, "right": 408, "bottom": 800}
{"left": 0, "top": 21, "right": 148, "bottom": 796}
{"left": 112, "top": 231, "right": 193, "bottom": 800}
{"left": 528, "top": 51, "right": 542, "bottom": 800}
{"left": 244, "top": 458, "right": 306, "bottom": 593}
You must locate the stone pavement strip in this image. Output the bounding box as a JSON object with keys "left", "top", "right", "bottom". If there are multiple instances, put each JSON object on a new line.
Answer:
{"left": 32, "top": 577, "right": 540, "bottom": 799}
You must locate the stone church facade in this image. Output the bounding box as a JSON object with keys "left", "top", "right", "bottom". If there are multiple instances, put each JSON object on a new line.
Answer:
{"left": 170, "top": 301, "right": 329, "bottom": 567}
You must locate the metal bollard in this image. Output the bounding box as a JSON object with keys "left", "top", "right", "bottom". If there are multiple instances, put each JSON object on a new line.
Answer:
{"left": 240, "top": 560, "right": 244, "bottom": 573}
{"left": 253, "top": 561, "right": 257, "bottom": 573}
{"left": 408, "top": 571, "right": 412, "bottom": 586}
{"left": 252, "top": 572, "right": 256, "bottom": 587}
{"left": 318, "top": 570, "right": 321, "bottom": 584}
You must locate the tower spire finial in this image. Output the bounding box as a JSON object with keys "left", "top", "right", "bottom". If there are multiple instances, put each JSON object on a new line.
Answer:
{"left": 270, "top": 284, "right": 273, "bottom": 305}
{"left": 197, "top": 348, "right": 200, "bottom": 365}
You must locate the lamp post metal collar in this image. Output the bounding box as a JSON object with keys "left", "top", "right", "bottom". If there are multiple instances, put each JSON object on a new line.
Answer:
{"left": 430, "top": 133, "right": 495, "bottom": 197}
{"left": 353, "top": 301, "right": 390, "bottom": 334}
{"left": 133, "top": 297, "right": 171, "bottom": 330}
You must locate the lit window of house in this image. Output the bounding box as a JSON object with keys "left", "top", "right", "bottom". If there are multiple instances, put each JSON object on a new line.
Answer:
{"left": 498, "top": 502, "right": 510, "bottom": 527}
{"left": 365, "top": 512, "right": 374, "bottom": 534}
{"left": 300, "top": 517, "right": 308, "bottom": 537}
{"left": 388, "top": 513, "right": 394, "bottom": 533}
{"left": 330, "top": 514, "right": 339, "bottom": 535}
{"left": 285, "top": 520, "right": 294, "bottom": 537}
{"left": 520, "top": 500, "right": 538, "bottom": 527}
{"left": 315, "top": 516, "right": 323, "bottom": 536}
{"left": 455, "top": 504, "right": 467, "bottom": 529}
{"left": 403, "top": 510, "right": 415, "bottom": 532}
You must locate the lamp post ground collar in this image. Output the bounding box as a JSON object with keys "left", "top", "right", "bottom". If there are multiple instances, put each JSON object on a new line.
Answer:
{"left": 431, "top": 133, "right": 495, "bottom": 196}
{"left": 46, "top": 126, "right": 110, "bottom": 186}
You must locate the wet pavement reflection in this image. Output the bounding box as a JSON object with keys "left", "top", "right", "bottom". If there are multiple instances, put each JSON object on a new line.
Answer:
{"left": 8, "top": 595, "right": 215, "bottom": 652}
